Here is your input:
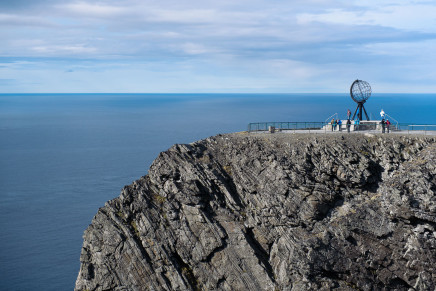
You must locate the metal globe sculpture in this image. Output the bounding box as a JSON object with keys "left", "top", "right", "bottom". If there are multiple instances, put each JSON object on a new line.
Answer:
{"left": 350, "top": 80, "right": 371, "bottom": 103}
{"left": 350, "top": 79, "right": 371, "bottom": 121}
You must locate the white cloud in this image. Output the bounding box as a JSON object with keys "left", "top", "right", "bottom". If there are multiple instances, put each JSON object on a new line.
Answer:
{"left": 60, "top": 2, "right": 129, "bottom": 17}
{"left": 145, "top": 8, "right": 218, "bottom": 23}
{"left": 297, "top": 4, "right": 436, "bottom": 32}
{"left": 1, "top": 0, "right": 436, "bottom": 92}
{"left": 179, "top": 43, "right": 215, "bottom": 55}
{"left": 32, "top": 45, "right": 97, "bottom": 54}
{"left": 0, "top": 13, "right": 54, "bottom": 27}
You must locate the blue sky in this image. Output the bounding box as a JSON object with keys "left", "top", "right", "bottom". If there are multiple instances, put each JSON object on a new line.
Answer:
{"left": 1, "top": 0, "right": 436, "bottom": 93}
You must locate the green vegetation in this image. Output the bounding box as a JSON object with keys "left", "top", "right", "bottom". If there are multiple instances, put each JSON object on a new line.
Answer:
{"left": 116, "top": 210, "right": 125, "bottom": 220}
{"left": 153, "top": 194, "right": 166, "bottom": 204}
{"left": 181, "top": 265, "right": 201, "bottom": 291}
{"left": 130, "top": 221, "right": 140, "bottom": 238}
{"left": 223, "top": 165, "right": 232, "bottom": 176}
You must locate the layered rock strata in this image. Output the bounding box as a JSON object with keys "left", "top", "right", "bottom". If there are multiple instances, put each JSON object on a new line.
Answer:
{"left": 75, "top": 133, "right": 436, "bottom": 290}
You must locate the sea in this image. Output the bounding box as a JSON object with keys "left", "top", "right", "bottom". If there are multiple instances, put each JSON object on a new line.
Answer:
{"left": 1, "top": 93, "right": 435, "bottom": 290}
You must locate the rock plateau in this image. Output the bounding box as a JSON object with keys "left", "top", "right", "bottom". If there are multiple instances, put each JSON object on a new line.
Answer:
{"left": 75, "top": 133, "right": 436, "bottom": 290}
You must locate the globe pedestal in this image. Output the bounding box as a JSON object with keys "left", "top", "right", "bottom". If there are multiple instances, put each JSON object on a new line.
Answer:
{"left": 352, "top": 102, "right": 370, "bottom": 121}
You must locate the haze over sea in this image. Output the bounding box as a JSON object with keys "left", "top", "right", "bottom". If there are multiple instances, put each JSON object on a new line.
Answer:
{"left": 0, "top": 93, "right": 435, "bottom": 290}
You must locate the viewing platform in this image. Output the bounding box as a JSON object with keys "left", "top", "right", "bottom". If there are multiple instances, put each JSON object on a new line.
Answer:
{"left": 246, "top": 80, "right": 436, "bottom": 136}
{"left": 247, "top": 121, "right": 436, "bottom": 135}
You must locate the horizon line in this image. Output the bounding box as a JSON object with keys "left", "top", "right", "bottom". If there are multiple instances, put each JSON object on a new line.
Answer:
{"left": 1, "top": 92, "right": 436, "bottom": 95}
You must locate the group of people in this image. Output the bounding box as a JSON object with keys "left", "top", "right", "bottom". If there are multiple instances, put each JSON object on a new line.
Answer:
{"left": 380, "top": 109, "right": 392, "bottom": 133}
{"left": 330, "top": 118, "right": 354, "bottom": 132}
{"left": 380, "top": 119, "right": 391, "bottom": 133}
{"left": 330, "top": 116, "right": 391, "bottom": 133}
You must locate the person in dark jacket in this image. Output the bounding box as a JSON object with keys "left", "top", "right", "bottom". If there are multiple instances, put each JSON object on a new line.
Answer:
{"left": 381, "top": 119, "right": 386, "bottom": 133}
{"left": 386, "top": 119, "right": 391, "bottom": 133}
{"left": 347, "top": 119, "right": 351, "bottom": 133}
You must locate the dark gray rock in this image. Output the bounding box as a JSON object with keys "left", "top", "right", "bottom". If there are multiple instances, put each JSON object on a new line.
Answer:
{"left": 75, "top": 133, "right": 436, "bottom": 290}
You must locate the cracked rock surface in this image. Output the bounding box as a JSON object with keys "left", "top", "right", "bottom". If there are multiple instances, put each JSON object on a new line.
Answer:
{"left": 75, "top": 133, "right": 436, "bottom": 290}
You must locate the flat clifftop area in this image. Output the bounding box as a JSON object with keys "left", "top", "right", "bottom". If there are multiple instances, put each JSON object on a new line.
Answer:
{"left": 76, "top": 133, "right": 436, "bottom": 291}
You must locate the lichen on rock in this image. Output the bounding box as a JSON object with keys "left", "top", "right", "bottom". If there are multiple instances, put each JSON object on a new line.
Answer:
{"left": 75, "top": 133, "right": 436, "bottom": 291}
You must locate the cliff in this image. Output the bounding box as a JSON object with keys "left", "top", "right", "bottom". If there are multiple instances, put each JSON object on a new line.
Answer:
{"left": 75, "top": 133, "right": 436, "bottom": 291}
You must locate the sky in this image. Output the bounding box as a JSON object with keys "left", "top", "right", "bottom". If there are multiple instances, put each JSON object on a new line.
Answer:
{"left": 1, "top": 0, "right": 436, "bottom": 93}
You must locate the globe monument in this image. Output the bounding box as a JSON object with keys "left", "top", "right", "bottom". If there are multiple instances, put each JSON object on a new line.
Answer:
{"left": 350, "top": 79, "right": 371, "bottom": 121}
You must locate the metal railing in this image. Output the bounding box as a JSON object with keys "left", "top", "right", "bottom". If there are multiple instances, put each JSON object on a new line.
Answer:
{"left": 384, "top": 114, "right": 399, "bottom": 128}
{"left": 348, "top": 121, "right": 400, "bottom": 131}
{"left": 247, "top": 121, "right": 436, "bottom": 135}
{"left": 248, "top": 122, "right": 325, "bottom": 132}
{"left": 399, "top": 124, "right": 436, "bottom": 135}
{"left": 324, "top": 113, "right": 338, "bottom": 124}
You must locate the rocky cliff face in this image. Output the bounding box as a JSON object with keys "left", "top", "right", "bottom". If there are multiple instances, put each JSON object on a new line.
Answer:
{"left": 75, "top": 133, "right": 436, "bottom": 291}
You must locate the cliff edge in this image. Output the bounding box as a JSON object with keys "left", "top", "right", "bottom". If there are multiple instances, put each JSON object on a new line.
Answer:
{"left": 75, "top": 133, "right": 436, "bottom": 290}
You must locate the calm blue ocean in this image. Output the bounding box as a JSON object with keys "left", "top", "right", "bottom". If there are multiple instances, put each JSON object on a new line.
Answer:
{"left": 0, "top": 93, "right": 435, "bottom": 290}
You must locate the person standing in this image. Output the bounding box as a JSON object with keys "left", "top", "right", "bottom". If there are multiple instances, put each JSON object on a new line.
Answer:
{"left": 347, "top": 119, "right": 351, "bottom": 133}
{"left": 338, "top": 119, "right": 342, "bottom": 131}
{"left": 380, "top": 109, "right": 385, "bottom": 120}
{"left": 330, "top": 119, "right": 335, "bottom": 131}
{"left": 386, "top": 119, "right": 391, "bottom": 133}
{"left": 381, "top": 119, "right": 386, "bottom": 133}
{"left": 355, "top": 118, "right": 360, "bottom": 131}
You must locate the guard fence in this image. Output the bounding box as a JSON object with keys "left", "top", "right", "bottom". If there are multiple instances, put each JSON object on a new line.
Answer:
{"left": 247, "top": 122, "right": 436, "bottom": 135}
{"left": 248, "top": 122, "right": 325, "bottom": 132}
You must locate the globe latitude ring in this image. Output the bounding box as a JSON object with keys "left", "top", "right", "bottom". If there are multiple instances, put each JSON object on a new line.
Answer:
{"left": 350, "top": 79, "right": 371, "bottom": 104}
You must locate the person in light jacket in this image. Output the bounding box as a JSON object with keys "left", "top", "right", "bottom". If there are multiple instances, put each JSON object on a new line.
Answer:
{"left": 354, "top": 119, "right": 360, "bottom": 131}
